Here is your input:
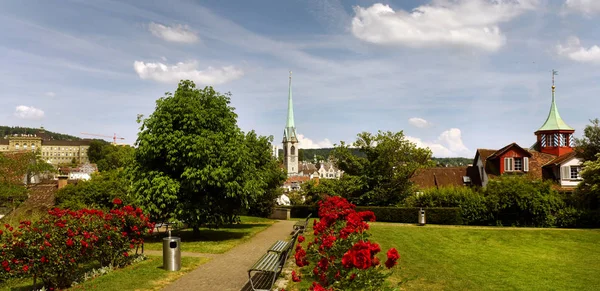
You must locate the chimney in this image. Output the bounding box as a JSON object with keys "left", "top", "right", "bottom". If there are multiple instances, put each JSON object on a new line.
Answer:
{"left": 57, "top": 175, "right": 68, "bottom": 189}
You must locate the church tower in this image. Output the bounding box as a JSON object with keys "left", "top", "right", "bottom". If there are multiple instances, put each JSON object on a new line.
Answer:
{"left": 283, "top": 71, "right": 298, "bottom": 176}
{"left": 534, "top": 70, "right": 575, "bottom": 156}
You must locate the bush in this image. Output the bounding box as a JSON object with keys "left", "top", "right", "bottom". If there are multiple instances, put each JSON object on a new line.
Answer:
{"left": 290, "top": 196, "right": 399, "bottom": 290}
{"left": 55, "top": 169, "right": 134, "bottom": 210}
{"left": 485, "top": 176, "right": 565, "bottom": 227}
{"left": 404, "top": 186, "right": 490, "bottom": 225}
{"left": 0, "top": 200, "right": 154, "bottom": 288}
{"left": 286, "top": 205, "right": 462, "bottom": 225}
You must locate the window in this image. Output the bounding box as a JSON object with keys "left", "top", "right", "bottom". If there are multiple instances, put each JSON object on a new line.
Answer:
{"left": 291, "top": 146, "right": 296, "bottom": 155}
{"left": 514, "top": 158, "right": 523, "bottom": 171}
{"left": 569, "top": 134, "right": 575, "bottom": 147}
{"left": 541, "top": 134, "right": 546, "bottom": 147}
{"left": 23, "top": 144, "right": 28, "bottom": 149}
{"left": 560, "top": 134, "right": 567, "bottom": 147}
{"left": 552, "top": 133, "right": 559, "bottom": 146}
{"left": 15, "top": 143, "right": 19, "bottom": 149}
{"left": 504, "top": 157, "right": 513, "bottom": 172}
{"left": 570, "top": 166, "right": 581, "bottom": 180}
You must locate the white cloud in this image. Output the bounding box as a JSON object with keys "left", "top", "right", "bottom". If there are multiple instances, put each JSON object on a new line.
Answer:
{"left": 351, "top": 0, "right": 538, "bottom": 52}
{"left": 297, "top": 133, "right": 334, "bottom": 149}
{"left": 557, "top": 36, "right": 600, "bottom": 64}
{"left": 14, "top": 105, "right": 44, "bottom": 120}
{"left": 133, "top": 61, "right": 244, "bottom": 85}
{"left": 408, "top": 117, "right": 432, "bottom": 128}
{"left": 148, "top": 22, "right": 198, "bottom": 43}
{"left": 45, "top": 92, "right": 56, "bottom": 97}
{"left": 564, "top": 0, "right": 600, "bottom": 16}
{"left": 407, "top": 128, "right": 470, "bottom": 157}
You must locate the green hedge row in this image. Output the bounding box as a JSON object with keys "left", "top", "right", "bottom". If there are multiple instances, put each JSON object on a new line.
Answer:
{"left": 283, "top": 206, "right": 463, "bottom": 225}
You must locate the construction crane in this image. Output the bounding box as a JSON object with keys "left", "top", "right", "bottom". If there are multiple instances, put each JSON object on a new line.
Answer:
{"left": 80, "top": 132, "right": 125, "bottom": 145}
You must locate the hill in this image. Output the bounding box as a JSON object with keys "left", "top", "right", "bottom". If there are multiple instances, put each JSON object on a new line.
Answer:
{"left": 0, "top": 126, "right": 81, "bottom": 141}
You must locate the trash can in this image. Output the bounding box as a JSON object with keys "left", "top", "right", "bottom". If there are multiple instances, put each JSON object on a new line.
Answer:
{"left": 163, "top": 231, "right": 181, "bottom": 271}
{"left": 418, "top": 208, "right": 426, "bottom": 226}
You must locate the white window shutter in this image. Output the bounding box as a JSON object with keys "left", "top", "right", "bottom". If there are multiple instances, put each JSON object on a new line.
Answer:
{"left": 504, "top": 158, "right": 509, "bottom": 172}
{"left": 523, "top": 157, "right": 529, "bottom": 172}
{"left": 561, "top": 166, "right": 569, "bottom": 180}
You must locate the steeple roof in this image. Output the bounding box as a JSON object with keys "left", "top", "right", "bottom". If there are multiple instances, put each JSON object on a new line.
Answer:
{"left": 283, "top": 71, "right": 297, "bottom": 142}
{"left": 537, "top": 72, "right": 573, "bottom": 132}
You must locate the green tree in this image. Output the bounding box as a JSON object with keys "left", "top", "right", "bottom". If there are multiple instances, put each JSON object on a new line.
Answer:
{"left": 55, "top": 169, "right": 133, "bottom": 210}
{"left": 331, "top": 130, "right": 433, "bottom": 206}
{"left": 87, "top": 140, "right": 134, "bottom": 172}
{"left": 575, "top": 118, "right": 600, "bottom": 162}
{"left": 130, "top": 81, "right": 284, "bottom": 231}
{"left": 87, "top": 140, "right": 107, "bottom": 163}
{"left": 575, "top": 153, "right": 600, "bottom": 210}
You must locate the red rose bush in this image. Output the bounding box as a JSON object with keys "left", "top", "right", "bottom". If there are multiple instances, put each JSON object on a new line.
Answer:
{"left": 291, "top": 196, "right": 400, "bottom": 290}
{"left": 0, "top": 199, "right": 154, "bottom": 288}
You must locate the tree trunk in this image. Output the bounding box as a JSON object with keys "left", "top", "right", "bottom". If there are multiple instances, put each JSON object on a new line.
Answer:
{"left": 193, "top": 225, "right": 200, "bottom": 236}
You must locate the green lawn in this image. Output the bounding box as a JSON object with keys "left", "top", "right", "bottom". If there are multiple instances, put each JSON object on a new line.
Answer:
{"left": 1, "top": 256, "right": 209, "bottom": 291}
{"left": 143, "top": 216, "right": 276, "bottom": 253}
{"left": 288, "top": 223, "right": 600, "bottom": 291}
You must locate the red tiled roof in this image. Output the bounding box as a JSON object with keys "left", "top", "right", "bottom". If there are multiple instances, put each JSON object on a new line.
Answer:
{"left": 410, "top": 167, "right": 469, "bottom": 189}
{"left": 474, "top": 149, "right": 497, "bottom": 168}
{"left": 284, "top": 175, "right": 311, "bottom": 184}
{"left": 488, "top": 143, "right": 532, "bottom": 159}
{"left": 543, "top": 151, "right": 578, "bottom": 167}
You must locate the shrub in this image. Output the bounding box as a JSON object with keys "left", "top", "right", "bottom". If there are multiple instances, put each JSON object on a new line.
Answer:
{"left": 290, "top": 197, "right": 399, "bottom": 290}
{"left": 0, "top": 199, "right": 154, "bottom": 288}
{"left": 55, "top": 169, "right": 134, "bottom": 210}
{"left": 404, "top": 187, "right": 490, "bottom": 224}
{"left": 286, "top": 205, "right": 462, "bottom": 225}
{"left": 485, "top": 176, "right": 565, "bottom": 227}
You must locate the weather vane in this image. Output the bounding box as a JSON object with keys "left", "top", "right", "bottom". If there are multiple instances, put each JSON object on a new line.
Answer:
{"left": 552, "top": 69, "right": 558, "bottom": 87}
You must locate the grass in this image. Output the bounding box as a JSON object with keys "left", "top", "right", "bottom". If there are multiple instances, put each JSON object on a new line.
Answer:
{"left": 287, "top": 223, "right": 600, "bottom": 291}
{"left": 143, "top": 216, "right": 276, "bottom": 254}
{"left": 1, "top": 256, "right": 209, "bottom": 291}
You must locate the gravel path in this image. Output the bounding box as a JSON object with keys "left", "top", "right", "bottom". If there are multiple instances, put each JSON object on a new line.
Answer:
{"left": 163, "top": 220, "right": 296, "bottom": 291}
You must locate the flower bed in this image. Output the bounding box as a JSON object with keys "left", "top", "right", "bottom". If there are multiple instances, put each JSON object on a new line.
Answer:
{"left": 0, "top": 198, "right": 154, "bottom": 289}
{"left": 289, "top": 197, "right": 400, "bottom": 291}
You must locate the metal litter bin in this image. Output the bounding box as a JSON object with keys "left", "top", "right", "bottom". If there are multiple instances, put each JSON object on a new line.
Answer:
{"left": 163, "top": 231, "right": 181, "bottom": 271}
{"left": 418, "top": 208, "right": 426, "bottom": 226}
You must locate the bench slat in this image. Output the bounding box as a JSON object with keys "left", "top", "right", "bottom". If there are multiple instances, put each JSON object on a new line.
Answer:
{"left": 250, "top": 252, "right": 280, "bottom": 272}
{"left": 268, "top": 240, "right": 289, "bottom": 253}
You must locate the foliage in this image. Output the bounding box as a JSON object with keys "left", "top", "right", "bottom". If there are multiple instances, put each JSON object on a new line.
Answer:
{"left": 575, "top": 118, "right": 600, "bottom": 163}
{"left": 484, "top": 175, "right": 565, "bottom": 227}
{"left": 55, "top": 169, "right": 134, "bottom": 210}
{"left": 331, "top": 131, "right": 433, "bottom": 206}
{"left": 575, "top": 153, "right": 600, "bottom": 210}
{"left": 87, "top": 141, "right": 134, "bottom": 172}
{"left": 0, "top": 201, "right": 154, "bottom": 289}
{"left": 285, "top": 205, "right": 462, "bottom": 225}
{"left": 431, "top": 157, "right": 473, "bottom": 167}
{"left": 291, "top": 196, "right": 399, "bottom": 291}
{"left": 404, "top": 186, "right": 490, "bottom": 224}
{"left": 0, "top": 126, "right": 80, "bottom": 141}
{"left": 130, "top": 81, "right": 284, "bottom": 230}
{"left": 0, "top": 150, "right": 54, "bottom": 208}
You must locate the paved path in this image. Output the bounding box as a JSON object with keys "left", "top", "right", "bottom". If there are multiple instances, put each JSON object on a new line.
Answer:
{"left": 163, "top": 220, "right": 296, "bottom": 291}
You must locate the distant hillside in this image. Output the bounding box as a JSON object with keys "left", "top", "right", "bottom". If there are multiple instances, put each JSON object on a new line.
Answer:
{"left": 278, "top": 147, "right": 471, "bottom": 166}
{"left": 0, "top": 126, "right": 81, "bottom": 141}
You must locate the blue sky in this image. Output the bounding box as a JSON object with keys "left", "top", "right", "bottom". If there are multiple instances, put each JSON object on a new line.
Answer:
{"left": 1, "top": 0, "right": 600, "bottom": 158}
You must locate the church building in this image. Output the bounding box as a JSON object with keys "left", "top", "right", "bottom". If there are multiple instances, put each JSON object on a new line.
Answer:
{"left": 279, "top": 71, "right": 342, "bottom": 193}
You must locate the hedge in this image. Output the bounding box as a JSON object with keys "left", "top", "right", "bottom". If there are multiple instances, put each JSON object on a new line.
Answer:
{"left": 283, "top": 206, "right": 463, "bottom": 225}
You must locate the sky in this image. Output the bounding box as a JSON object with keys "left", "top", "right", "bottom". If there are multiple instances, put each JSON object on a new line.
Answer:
{"left": 1, "top": 0, "right": 600, "bottom": 158}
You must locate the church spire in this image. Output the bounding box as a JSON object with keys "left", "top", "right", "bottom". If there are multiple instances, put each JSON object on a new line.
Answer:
{"left": 536, "top": 70, "right": 574, "bottom": 132}
{"left": 283, "top": 71, "right": 297, "bottom": 142}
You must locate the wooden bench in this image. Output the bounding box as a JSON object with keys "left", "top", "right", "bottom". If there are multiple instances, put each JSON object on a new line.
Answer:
{"left": 247, "top": 230, "right": 300, "bottom": 291}
{"left": 293, "top": 213, "right": 312, "bottom": 233}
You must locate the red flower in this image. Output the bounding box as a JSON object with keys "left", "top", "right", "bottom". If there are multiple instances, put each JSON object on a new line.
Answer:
{"left": 352, "top": 248, "right": 372, "bottom": 270}
{"left": 385, "top": 248, "right": 400, "bottom": 269}
{"left": 112, "top": 198, "right": 122, "bottom": 205}
{"left": 291, "top": 270, "right": 301, "bottom": 282}
{"left": 41, "top": 256, "right": 49, "bottom": 263}
{"left": 66, "top": 238, "right": 74, "bottom": 247}
{"left": 0, "top": 229, "right": 3, "bottom": 235}
{"left": 22, "top": 265, "right": 29, "bottom": 272}
{"left": 123, "top": 252, "right": 129, "bottom": 257}
{"left": 297, "top": 235, "right": 305, "bottom": 243}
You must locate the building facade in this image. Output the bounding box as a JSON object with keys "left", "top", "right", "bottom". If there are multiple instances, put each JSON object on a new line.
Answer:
{"left": 0, "top": 131, "right": 92, "bottom": 165}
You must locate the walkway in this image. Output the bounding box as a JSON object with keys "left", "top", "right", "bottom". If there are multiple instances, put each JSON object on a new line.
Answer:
{"left": 163, "top": 219, "right": 296, "bottom": 291}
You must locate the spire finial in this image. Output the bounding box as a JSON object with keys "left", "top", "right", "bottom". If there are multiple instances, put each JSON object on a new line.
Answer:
{"left": 552, "top": 69, "right": 558, "bottom": 92}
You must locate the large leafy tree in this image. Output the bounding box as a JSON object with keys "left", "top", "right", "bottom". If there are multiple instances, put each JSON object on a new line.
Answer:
{"left": 88, "top": 140, "right": 134, "bottom": 172}
{"left": 331, "top": 130, "right": 433, "bottom": 206}
{"left": 130, "top": 81, "right": 284, "bottom": 230}
{"left": 575, "top": 118, "right": 600, "bottom": 162}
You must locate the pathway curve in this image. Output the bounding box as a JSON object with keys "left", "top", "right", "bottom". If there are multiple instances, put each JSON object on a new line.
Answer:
{"left": 163, "top": 219, "right": 296, "bottom": 291}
